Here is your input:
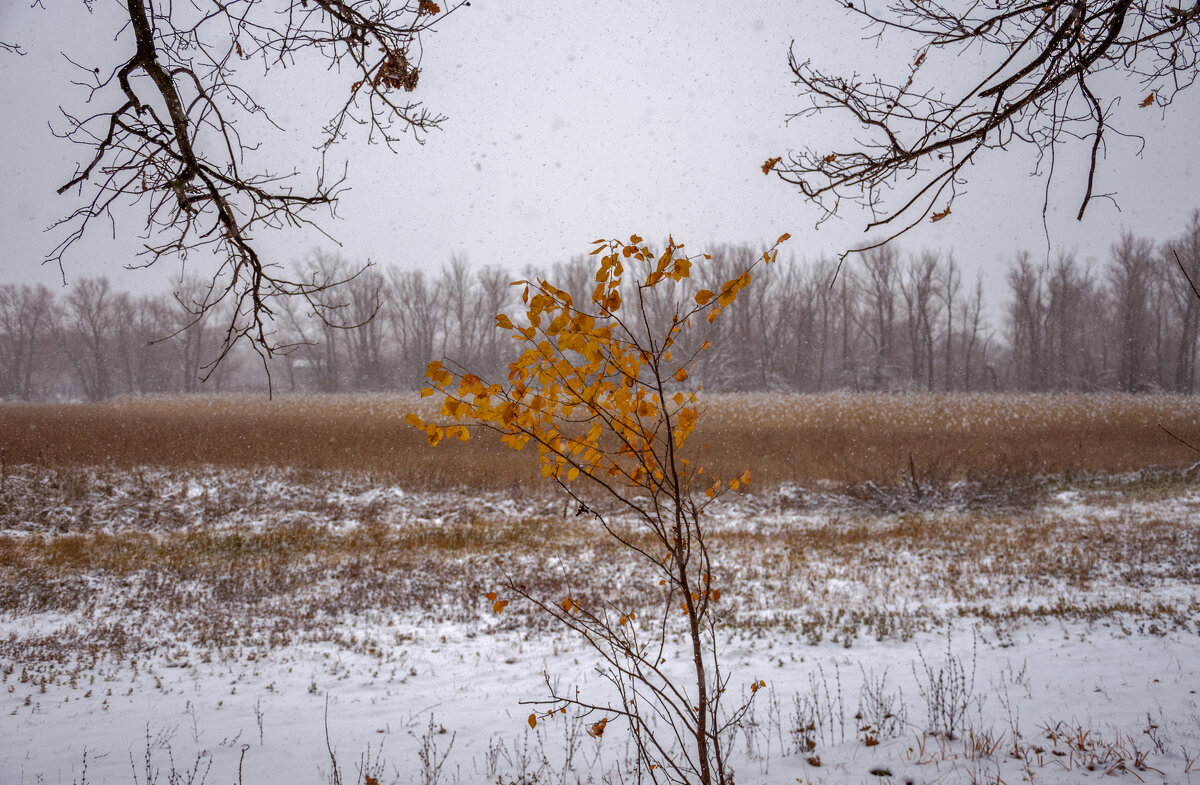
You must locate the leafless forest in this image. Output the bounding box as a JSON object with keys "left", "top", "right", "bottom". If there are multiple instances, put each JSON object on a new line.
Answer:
{"left": 4, "top": 211, "right": 1199, "bottom": 401}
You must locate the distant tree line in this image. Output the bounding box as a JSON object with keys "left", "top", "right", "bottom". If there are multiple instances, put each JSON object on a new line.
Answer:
{"left": 3, "top": 212, "right": 1200, "bottom": 401}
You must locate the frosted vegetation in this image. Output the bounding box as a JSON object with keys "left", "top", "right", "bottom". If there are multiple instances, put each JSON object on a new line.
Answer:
{"left": 1, "top": 462, "right": 1198, "bottom": 783}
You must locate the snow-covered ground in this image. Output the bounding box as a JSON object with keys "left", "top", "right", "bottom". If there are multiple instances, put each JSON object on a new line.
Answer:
{"left": 2, "top": 465, "right": 1198, "bottom": 784}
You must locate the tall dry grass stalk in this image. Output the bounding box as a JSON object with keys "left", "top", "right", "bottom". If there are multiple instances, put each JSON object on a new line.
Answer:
{"left": 2, "top": 392, "right": 1198, "bottom": 489}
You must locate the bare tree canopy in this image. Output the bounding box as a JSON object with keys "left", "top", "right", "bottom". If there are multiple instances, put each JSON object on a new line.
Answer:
{"left": 49, "top": 0, "right": 461, "bottom": 371}
{"left": 778, "top": 0, "right": 1200, "bottom": 254}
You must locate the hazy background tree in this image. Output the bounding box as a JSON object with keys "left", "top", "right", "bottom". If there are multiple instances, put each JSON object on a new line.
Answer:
{"left": 9, "top": 211, "right": 1200, "bottom": 400}
{"left": 0, "top": 284, "right": 57, "bottom": 401}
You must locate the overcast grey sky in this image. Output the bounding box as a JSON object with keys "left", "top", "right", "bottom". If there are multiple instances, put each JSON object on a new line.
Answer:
{"left": 1, "top": 1, "right": 1197, "bottom": 303}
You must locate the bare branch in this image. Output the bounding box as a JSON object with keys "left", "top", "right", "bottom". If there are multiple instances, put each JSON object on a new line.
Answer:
{"left": 49, "top": 0, "right": 463, "bottom": 374}
{"left": 781, "top": 0, "right": 1200, "bottom": 254}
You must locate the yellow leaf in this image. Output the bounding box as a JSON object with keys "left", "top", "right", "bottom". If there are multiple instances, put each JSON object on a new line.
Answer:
{"left": 730, "top": 479, "right": 740, "bottom": 491}
{"left": 405, "top": 413, "right": 424, "bottom": 428}
{"left": 420, "top": 387, "right": 434, "bottom": 398}
{"left": 740, "top": 470, "right": 751, "bottom": 485}
{"left": 528, "top": 713, "right": 537, "bottom": 729}
{"left": 694, "top": 289, "right": 714, "bottom": 305}
{"left": 761, "top": 156, "right": 782, "bottom": 175}
{"left": 493, "top": 599, "right": 509, "bottom": 614}
{"left": 674, "top": 368, "right": 689, "bottom": 382}
{"left": 930, "top": 207, "right": 951, "bottom": 222}
{"left": 496, "top": 314, "right": 514, "bottom": 329}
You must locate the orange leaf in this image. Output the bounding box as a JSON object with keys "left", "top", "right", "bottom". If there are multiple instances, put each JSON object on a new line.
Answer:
{"left": 694, "top": 289, "right": 714, "bottom": 305}
{"left": 493, "top": 599, "right": 509, "bottom": 614}
{"left": 496, "top": 314, "right": 514, "bottom": 329}
{"left": 930, "top": 207, "right": 951, "bottom": 222}
{"left": 486, "top": 591, "right": 498, "bottom": 601}
{"left": 1140, "top": 92, "right": 1155, "bottom": 108}
{"left": 776, "top": 233, "right": 791, "bottom": 244}
{"left": 528, "top": 713, "right": 537, "bottom": 729}
{"left": 587, "top": 717, "right": 608, "bottom": 738}
{"left": 674, "top": 368, "right": 689, "bottom": 382}
{"left": 761, "top": 156, "right": 782, "bottom": 175}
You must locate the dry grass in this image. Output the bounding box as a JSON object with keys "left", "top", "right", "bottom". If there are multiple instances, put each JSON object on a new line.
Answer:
{"left": 2, "top": 391, "right": 1199, "bottom": 669}
{"left": 2, "top": 392, "right": 1199, "bottom": 490}
{"left": 2, "top": 463, "right": 1197, "bottom": 667}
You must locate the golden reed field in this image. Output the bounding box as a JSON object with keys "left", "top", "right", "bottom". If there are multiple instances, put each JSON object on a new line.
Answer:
{"left": 3, "top": 392, "right": 1199, "bottom": 488}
